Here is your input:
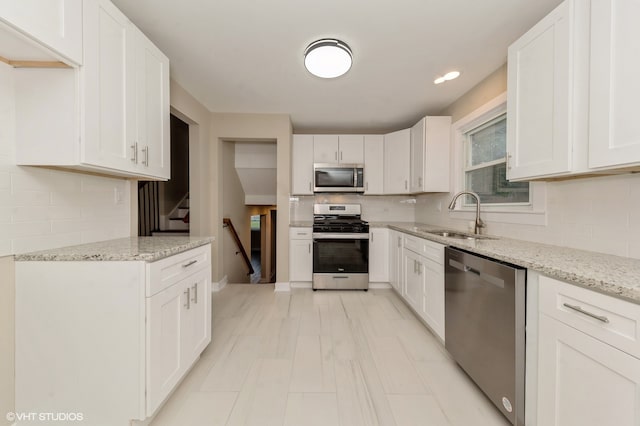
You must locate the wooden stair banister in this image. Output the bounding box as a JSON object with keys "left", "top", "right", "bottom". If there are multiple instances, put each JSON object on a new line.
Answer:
{"left": 223, "top": 218, "right": 255, "bottom": 276}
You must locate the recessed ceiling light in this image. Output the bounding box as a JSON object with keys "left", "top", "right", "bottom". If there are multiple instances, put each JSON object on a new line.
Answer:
{"left": 434, "top": 70, "right": 461, "bottom": 84}
{"left": 304, "top": 39, "right": 353, "bottom": 79}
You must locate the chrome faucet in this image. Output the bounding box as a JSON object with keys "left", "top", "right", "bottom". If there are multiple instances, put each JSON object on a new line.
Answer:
{"left": 448, "top": 191, "right": 485, "bottom": 235}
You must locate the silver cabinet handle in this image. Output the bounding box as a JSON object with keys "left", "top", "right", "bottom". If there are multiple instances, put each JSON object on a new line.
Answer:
{"left": 184, "top": 288, "right": 191, "bottom": 309}
{"left": 405, "top": 180, "right": 408, "bottom": 190}
{"left": 334, "top": 151, "right": 338, "bottom": 161}
{"left": 308, "top": 182, "right": 312, "bottom": 192}
{"left": 182, "top": 260, "right": 198, "bottom": 268}
{"left": 507, "top": 153, "right": 512, "bottom": 170}
{"left": 563, "top": 303, "right": 609, "bottom": 323}
{"left": 130, "top": 142, "right": 138, "bottom": 163}
{"left": 418, "top": 177, "right": 422, "bottom": 187}
{"left": 340, "top": 151, "right": 343, "bottom": 161}
{"left": 192, "top": 283, "right": 198, "bottom": 304}
{"left": 397, "top": 236, "right": 401, "bottom": 248}
{"left": 366, "top": 182, "right": 369, "bottom": 192}
{"left": 371, "top": 232, "right": 374, "bottom": 243}
{"left": 142, "top": 145, "right": 149, "bottom": 166}
{"left": 308, "top": 243, "right": 311, "bottom": 254}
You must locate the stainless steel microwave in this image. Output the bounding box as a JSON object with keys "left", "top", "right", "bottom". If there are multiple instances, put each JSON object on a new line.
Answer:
{"left": 313, "top": 163, "right": 364, "bottom": 193}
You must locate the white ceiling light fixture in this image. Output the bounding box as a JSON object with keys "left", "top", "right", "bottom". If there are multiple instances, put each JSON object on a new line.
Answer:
{"left": 434, "top": 70, "right": 461, "bottom": 84}
{"left": 304, "top": 39, "right": 353, "bottom": 79}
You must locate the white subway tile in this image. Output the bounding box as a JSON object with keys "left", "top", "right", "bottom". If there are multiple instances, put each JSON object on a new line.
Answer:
{"left": 81, "top": 174, "right": 126, "bottom": 192}
{"left": 0, "top": 240, "right": 10, "bottom": 256}
{"left": 11, "top": 168, "right": 55, "bottom": 191}
{"left": 0, "top": 221, "right": 50, "bottom": 238}
{"left": 12, "top": 232, "right": 82, "bottom": 255}
{"left": 0, "top": 207, "right": 11, "bottom": 223}
{"left": 7, "top": 191, "right": 51, "bottom": 207}
{"left": 11, "top": 206, "right": 48, "bottom": 222}
{"left": 0, "top": 172, "right": 9, "bottom": 190}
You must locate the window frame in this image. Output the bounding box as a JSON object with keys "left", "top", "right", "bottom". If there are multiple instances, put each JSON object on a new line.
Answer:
{"left": 449, "top": 92, "right": 547, "bottom": 226}
{"left": 462, "top": 112, "right": 531, "bottom": 208}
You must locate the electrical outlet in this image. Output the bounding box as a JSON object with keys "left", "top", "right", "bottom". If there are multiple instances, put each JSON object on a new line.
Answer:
{"left": 114, "top": 188, "right": 124, "bottom": 205}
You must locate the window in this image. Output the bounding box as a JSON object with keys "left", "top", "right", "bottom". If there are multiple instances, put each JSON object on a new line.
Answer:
{"left": 463, "top": 113, "right": 529, "bottom": 206}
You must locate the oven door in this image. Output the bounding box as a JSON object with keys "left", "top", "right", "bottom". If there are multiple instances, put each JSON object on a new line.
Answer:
{"left": 313, "top": 234, "right": 369, "bottom": 289}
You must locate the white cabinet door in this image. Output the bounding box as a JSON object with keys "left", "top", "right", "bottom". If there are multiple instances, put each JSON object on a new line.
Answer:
{"left": 292, "top": 135, "right": 314, "bottom": 195}
{"left": 338, "top": 135, "right": 364, "bottom": 163}
{"left": 82, "top": 0, "right": 137, "bottom": 173}
{"left": 537, "top": 314, "right": 640, "bottom": 426}
{"left": 389, "top": 231, "right": 403, "bottom": 293}
{"left": 506, "top": 1, "right": 584, "bottom": 180}
{"left": 589, "top": 0, "right": 640, "bottom": 169}
{"left": 422, "top": 256, "right": 444, "bottom": 340}
{"left": 182, "top": 270, "right": 211, "bottom": 367}
{"left": 0, "top": 0, "right": 83, "bottom": 64}
{"left": 410, "top": 118, "right": 425, "bottom": 193}
{"left": 369, "top": 228, "right": 389, "bottom": 282}
{"left": 147, "top": 279, "right": 188, "bottom": 416}
{"left": 289, "top": 236, "right": 312, "bottom": 282}
{"left": 364, "top": 135, "right": 384, "bottom": 194}
{"left": 384, "top": 128, "right": 410, "bottom": 194}
{"left": 403, "top": 249, "right": 423, "bottom": 311}
{"left": 313, "top": 135, "right": 339, "bottom": 163}
{"left": 135, "top": 28, "right": 170, "bottom": 179}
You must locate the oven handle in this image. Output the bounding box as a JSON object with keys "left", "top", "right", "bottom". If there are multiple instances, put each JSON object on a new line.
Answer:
{"left": 313, "top": 233, "right": 370, "bottom": 240}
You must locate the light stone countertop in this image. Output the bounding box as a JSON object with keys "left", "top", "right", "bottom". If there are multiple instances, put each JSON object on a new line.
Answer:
{"left": 14, "top": 236, "right": 214, "bottom": 262}
{"left": 371, "top": 222, "right": 640, "bottom": 304}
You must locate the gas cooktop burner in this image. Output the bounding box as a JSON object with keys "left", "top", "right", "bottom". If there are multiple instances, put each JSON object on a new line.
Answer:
{"left": 312, "top": 204, "right": 369, "bottom": 234}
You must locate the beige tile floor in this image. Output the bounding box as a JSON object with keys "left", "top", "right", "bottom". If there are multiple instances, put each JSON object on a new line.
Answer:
{"left": 151, "top": 284, "right": 510, "bottom": 426}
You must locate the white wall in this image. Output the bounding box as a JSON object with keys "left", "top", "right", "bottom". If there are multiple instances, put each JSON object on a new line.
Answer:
{"left": 0, "top": 62, "right": 132, "bottom": 422}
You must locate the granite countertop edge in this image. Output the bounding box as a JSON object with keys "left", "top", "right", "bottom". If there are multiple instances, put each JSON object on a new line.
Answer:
{"left": 373, "top": 222, "right": 640, "bottom": 305}
{"left": 14, "top": 236, "right": 215, "bottom": 262}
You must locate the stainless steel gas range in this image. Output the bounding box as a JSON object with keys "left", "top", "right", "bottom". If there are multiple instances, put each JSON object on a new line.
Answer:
{"left": 312, "top": 204, "right": 369, "bottom": 291}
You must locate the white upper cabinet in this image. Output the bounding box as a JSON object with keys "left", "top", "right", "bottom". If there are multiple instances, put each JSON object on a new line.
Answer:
{"left": 135, "top": 28, "right": 170, "bottom": 178}
{"left": 313, "top": 135, "right": 364, "bottom": 164}
{"left": 384, "top": 128, "right": 411, "bottom": 194}
{"left": 506, "top": 0, "right": 590, "bottom": 181}
{"left": 0, "top": 0, "right": 83, "bottom": 64}
{"left": 14, "top": 0, "right": 171, "bottom": 180}
{"left": 338, "top": 135, "right": 364, "bottom": 163}
{"left": 82, "top": 0, "right": 137, "bottom": 175}
{"left": 410, "top": 116, "right": 451, "bottom": 193}
{"left": 363, "top": 135, "right": 384, "bottom": 194}
{"left": 588, "top": 0, "right": 640, "bottom": 169}
{"left": 291, "top": 135, "right": 314, "bottom": 195}
{"left": 313, "top": 135, "right": 339, "bottom": 163}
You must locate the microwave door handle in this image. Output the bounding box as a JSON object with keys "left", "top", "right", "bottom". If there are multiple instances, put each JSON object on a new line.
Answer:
{"left": 353, "top": 169, "right": 357, "bottom": 187}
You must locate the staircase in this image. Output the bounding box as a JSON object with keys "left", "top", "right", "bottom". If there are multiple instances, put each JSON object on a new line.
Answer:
{"left": 152, "top": 193, "right": 190, "bottom": 236}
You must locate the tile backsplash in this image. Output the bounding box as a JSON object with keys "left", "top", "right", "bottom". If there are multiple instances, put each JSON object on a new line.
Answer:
{"left": 416, "top": 173, "right": 640, "bottom": 259}
{"left": 290, "top": 194, "right": 417, "bottom": 223}
{"left": 0, "top": 62, "right": 131, "bottom": 256}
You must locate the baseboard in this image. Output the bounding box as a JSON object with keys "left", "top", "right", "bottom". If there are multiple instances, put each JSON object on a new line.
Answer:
{"left": 274, "top": 282, "right": 290, "bottom": 292}
{"left": 369, "top": 282, "right": 392, "bottom": 289}
{"left": 212, "top": 275, "right": 228, "bottom": 292}
{"left": 290, "top": 281, "right": 312, "bottom": 289}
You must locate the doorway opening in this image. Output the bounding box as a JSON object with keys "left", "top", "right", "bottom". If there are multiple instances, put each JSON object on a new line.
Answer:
{"left": 248, "top": 207, "right": 277, "bottom": 283}
{"left": 138, "top": 114, "right": 190, "bottom": 236}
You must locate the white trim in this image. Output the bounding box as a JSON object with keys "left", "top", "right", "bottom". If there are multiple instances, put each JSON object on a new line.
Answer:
{"left": 369, "top": 282, "right": 392, "bottom": 289}
{"left": 211, "top": 275, "right": 228, "bottom": 292}
{"left": 290, "top": 282, "right": 312, "bottom": 289}
{"left": 274, "top": 282, "right": 291, "bottom": 292}
{"left": 450, "top": 92, "right": 547, "bottom": 226}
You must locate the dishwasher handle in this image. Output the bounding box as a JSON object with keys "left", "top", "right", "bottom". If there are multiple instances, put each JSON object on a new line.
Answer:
{"left": 448, "top": 258, "right": 505, "bottom": 288}
{"left": 448, "top": 259, "right": 480, "bottom": 275}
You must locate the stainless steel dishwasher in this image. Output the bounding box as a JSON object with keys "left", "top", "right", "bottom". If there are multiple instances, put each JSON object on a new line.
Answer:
{"left": 445, "top": 247, "right": 526, "bottom": 426}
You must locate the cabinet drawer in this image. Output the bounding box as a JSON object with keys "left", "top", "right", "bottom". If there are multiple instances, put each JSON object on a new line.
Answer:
{"left": 290, "top": 227, "right": 312, "bottom": 239}
{"left": 147, "top": 245, "right": 210, "bottom": 297}
{"left": 539, "top": 275, "right": 640, "bottom": 358}
{"left": 403, "top": 234, "right": 445, "bottom": 264}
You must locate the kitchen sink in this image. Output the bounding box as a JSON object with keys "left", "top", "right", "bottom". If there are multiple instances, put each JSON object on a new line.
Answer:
{"left": 421, "top": 229, "right": 497, "bottom": 240}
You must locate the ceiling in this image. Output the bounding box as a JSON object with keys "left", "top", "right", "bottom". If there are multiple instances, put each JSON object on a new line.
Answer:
{"left": 112, "top": 0, "right": 563, "bottom": 133}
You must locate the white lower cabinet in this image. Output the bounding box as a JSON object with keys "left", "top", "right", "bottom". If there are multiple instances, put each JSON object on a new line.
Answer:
{"left": 398, "top": 233, "right": 445, "bottom": 341}
{"left": 147, "top": 269, "right": 210, "bottom": 415}
{"left": 536, "top": 275, "right": 640, "bottom": 425}
{"left": 289, "top": 227, "right": 312, "bottom": 282}
{"left": 15, "top": 244, "right": 212, "bottom": 425}
{"left": 368, "top": 228, "right": 389, "bottom": 282}
{"left": 389, "top": 230, "right": 403, "bottom": 293}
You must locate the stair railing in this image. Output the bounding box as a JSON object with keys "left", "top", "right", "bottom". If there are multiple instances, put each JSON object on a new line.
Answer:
{"left": 223, "top": 218, "right": 255, "bottom": 276}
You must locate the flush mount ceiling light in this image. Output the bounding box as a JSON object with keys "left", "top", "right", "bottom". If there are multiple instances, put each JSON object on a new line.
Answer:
{"left": 434, "top": 70, "right": 461, "bottom": 84}
{"left": 304, "top": 39, "right": 353, "bottom": 79}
